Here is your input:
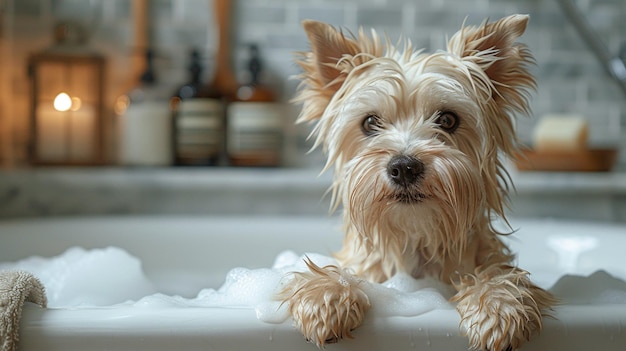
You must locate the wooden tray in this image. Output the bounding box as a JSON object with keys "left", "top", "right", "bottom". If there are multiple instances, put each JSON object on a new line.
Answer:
{"left": 514, "top": 148, "right": 618, "bottom": 172}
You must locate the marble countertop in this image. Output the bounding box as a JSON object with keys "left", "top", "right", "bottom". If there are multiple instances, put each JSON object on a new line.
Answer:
{"left": 0, "top": 167, "right": 625, "bottom": 221}
{"left": 510, "top": 170, "right": 626, "bottom": 194}
{"left": 0, "top": 168, "right": 332, "bottom": 218}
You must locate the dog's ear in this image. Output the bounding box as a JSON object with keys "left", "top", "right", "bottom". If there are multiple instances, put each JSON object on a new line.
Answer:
{"left": 448, "top": 15, "right": 534, "bottom": 218}
{"left": 295, "top": 21, "right": 381, "bottom": 123}
{"left": 447, "top": 14, "right": 534, "bottom": 111}
{"left": 301, "top": 21, "right": 362, "bottom": 89}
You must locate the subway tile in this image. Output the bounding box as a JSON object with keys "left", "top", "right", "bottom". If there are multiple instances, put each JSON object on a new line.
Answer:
{"left": 265, "top": 32, "right": 309, "bottom": 51}
{"left": 14, "top": 0, "right": 43, "bottom": 17}
{"left": 531, "top": 8, "right": 568, "bottom": 30}
{"left": 50, "top": 0, "right": 98, "bottom": 19}
{"left": 150, "top": 0, "right": 173, "bottom": 22}
{"left": 582, "top": 103, "right": 622, "bottom": 147}
{"left": 98, "top": 0, "right": 131, "bottom": 22}
{"left": 586, "top": 3, "right": 621, "bottom": 33}
{"left": 357, "top": 7, "right": 403, "bottom": 28}
{"left": 91, "top": 24, "right": 132, "bottom": 48}
{"left": 172, "top": 0, "right": 211, "bottom": 24}
{"left": 540, "top": 51, "right": 603, "bottom": 79}
{"left": 412, "top": 8, "right": 447, "bottom": 28}
{"left": 237, "top": 3, "right": 286, "bottom": 25}
{"left": 297, "top": 4, "right": 345, "bottom": 26}
{"left": 586, "top": 78, "right": 625, "bottom": 102}
{"left": 113, "top": 0, "right": 131, "bottom": 20}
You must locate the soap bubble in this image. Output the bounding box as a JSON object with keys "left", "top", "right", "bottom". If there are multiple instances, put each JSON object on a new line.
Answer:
{"left": 3, "top": 247, "right": 626, "bottom": 322}
{"left": 0, "top": 246, "right": 157, "bottom": 307}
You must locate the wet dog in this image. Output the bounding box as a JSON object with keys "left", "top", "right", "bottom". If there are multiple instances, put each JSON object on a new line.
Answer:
{"left": 280, "top": 15, "right": 556, "bottom": 351}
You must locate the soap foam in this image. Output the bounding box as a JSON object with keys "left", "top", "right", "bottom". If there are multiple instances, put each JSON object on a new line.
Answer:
{"left": 0, "top": 246, "right": 157, "bottom": 307}
{"left": 3, "top": 247, "right": 626, "bottom": 323}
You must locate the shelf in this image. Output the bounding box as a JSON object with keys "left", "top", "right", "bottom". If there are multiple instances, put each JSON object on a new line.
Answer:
{"left": 0, "top": 167, "right": 625, "bottom": 221}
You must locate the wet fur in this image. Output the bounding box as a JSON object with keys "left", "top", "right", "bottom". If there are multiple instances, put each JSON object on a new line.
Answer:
{"left": 279, "top": 15, "right": 557, "bottom": 351}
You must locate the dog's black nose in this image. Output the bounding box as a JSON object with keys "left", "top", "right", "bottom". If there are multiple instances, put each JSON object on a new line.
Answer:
{"left": 387, "top": 155, "right": 424, "bottom": 187}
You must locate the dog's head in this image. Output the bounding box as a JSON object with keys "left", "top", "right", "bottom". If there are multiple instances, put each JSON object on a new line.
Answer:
{"left": 295, "top": 15, "right": 534, "bottom": 252}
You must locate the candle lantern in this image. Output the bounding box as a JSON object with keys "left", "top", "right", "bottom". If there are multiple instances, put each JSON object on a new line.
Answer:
{"left": 28, "top": 23, "right": 105, "bottom": 165}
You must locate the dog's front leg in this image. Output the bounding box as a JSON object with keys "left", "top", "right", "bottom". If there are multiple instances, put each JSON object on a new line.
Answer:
{"left": 278, "top": 258, "right": 371, "bottom": 347}
{"left": 452, "top": 264, "right": 556, "bottom": 351}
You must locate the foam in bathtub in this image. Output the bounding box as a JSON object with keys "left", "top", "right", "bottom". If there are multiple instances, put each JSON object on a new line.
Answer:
{"left": 128, "top": 250, "right": 454, "bottom": 323}
{"left": 0, "top": 247, "right": 455, "bottom": 321}
{"left": 262, "top": 251, "right": 455, "bottom": 320}
{"left": 0, "top": 246, "right": 157, "bottom": 307}
{"left": 257, "top": 252, "right": 456, "bottom": 323}
{"left": 4, "top": 247, "right": 625, "bottom": 323}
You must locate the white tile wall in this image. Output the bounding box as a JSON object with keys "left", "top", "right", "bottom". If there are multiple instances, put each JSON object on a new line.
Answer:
{"left": 1, "top": 0, "right": 625, "bottom": 168}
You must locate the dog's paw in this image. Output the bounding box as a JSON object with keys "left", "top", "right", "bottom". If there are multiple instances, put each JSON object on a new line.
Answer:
{"left": 278, "top": 259, "right": 370, "bottom": 347}
{"left": 453, "top": 268, "right": 555, "bottom": 351}
{"left": 456, "top": 298, "right": 527, "bottom": 351}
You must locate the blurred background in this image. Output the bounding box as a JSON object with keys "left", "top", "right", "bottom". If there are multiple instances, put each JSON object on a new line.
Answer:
{"left": 0, "top": 0, "right": 624, "bottom": 221}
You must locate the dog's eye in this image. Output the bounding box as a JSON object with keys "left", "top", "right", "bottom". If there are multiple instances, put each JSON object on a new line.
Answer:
{"left": 435, "top": 111, "right": 459, "bottom": 133}
{"left": 361, "top": 114, "right": 382, "bottom": 136}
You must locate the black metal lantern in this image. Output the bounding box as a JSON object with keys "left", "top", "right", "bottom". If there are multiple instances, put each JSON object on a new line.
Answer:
{"left": 28, "top": 23, "right": 105, "bottom": 166}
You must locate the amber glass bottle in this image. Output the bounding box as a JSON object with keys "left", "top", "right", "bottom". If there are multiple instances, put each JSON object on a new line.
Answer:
{"left": 171, "top": 49, "right": 224, "bottom": 166}
{"left": 227, "top": 44, "right": 284, "bottom": 167}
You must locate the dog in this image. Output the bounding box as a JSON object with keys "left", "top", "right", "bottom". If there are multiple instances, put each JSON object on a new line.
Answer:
{"left": 278, "top": 14, "right": 557, "bottom": 351}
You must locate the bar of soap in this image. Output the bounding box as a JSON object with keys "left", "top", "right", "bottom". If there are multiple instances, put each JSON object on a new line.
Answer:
{"left": 533, "top": 115, "right": 588, "bottom": 152}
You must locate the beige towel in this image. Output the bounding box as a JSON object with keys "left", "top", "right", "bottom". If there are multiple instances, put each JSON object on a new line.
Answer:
{"left": 0, "top": 271, "right": 47, "bottom": 351}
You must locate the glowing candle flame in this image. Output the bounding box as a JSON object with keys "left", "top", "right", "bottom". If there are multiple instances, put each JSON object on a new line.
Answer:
{"left": 53, "top": 92, "right": 72, "bottom": 112}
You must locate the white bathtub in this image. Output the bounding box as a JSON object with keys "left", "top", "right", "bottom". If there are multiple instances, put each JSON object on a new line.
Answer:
{"left": 2, "top": 216, "right": 626, "bottom": 351}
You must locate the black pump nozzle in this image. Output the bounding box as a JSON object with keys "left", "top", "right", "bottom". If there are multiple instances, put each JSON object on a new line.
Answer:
{"left": 140, "top": 49, "right": 156, "bottom": 85}
{"left": 188, "top": 48, "right": 203, "bottom": 83}
{"left": 247, "top": 44, "right": 262, "bottom": 85}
